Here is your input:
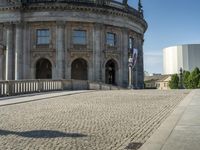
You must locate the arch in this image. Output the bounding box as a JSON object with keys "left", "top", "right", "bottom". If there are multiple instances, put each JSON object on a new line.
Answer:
{"left": 71, "top": 58, "right": 88, "bottom": 80}
{"left": 105, "top": 59, "right": 118, "bottom": 85}
{"left": 36, "top": 58, "right": 52, "bottom": 79}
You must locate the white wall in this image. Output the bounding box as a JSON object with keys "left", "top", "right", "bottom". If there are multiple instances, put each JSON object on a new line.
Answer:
{"left": 163, "top": 44, "right": 200, "bottom": 74}
{"left": 163, "top": 46, "right": 178, "bottom": 74}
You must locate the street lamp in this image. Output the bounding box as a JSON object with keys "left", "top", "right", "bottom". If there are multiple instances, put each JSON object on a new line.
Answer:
{"left": 128, "top": 54, "right": 133, "bottom": 89}
{"left": 179, "top": 67, "right": 184, "bottom": 89}
{"left": 128, "top": 48, "right": 138, "bottom": 89}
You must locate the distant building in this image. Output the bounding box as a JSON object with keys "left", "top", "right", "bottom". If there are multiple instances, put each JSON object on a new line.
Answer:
{"left": 163, "top": 44, "right": 200, "bottom": 74}
{"left": 144, "top": 75, "right": 171, "bottom": 90}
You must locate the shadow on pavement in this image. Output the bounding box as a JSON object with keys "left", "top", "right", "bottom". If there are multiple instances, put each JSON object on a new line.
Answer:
{"left": 0, "top": 129, "right": 87, "bottom": 138}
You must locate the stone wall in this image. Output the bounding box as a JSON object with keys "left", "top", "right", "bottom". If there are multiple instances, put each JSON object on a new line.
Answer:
{"left": 0, "top": 2, "right": 147, "bottom": 88}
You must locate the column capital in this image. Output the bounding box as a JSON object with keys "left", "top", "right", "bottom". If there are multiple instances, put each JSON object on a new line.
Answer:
{"left": 56, "top": 21, "right": 66, "bottom": 28}
{"left": 3, "top": 22, "right": 14, "bottom": 29}
{"left": 94, "top": 23, "right": 104, "bottom": 30}
{"left": 12, "top": 21, "right": 25, "bottom": 29}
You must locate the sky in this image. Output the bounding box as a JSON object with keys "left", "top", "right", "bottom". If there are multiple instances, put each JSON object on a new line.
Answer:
{"left": 125, "top": 0, "right": 200, "bottom": 74}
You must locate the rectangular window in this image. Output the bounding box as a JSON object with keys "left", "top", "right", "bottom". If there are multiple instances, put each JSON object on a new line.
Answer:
{"left": 36, "top": 29, "right": 50, "bottom": 45}
{"left": 73, "top": 30, "right": 87, "bottom": 45}
{"left": 129, "top": 37, "right": 134, "bottom": 49}
{"left": 106, "top": 32, "right": 116, "bottom": 47}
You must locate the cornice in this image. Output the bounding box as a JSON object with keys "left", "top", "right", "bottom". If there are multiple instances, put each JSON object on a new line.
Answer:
{"left": 0, "top": 3, "right": 147, "bottom": 31}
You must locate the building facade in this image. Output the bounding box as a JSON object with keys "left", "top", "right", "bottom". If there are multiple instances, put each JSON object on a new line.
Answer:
{"left": 144, "top": 75, "right": 171, "bottom": 90}
{"left": 163, "top": 44, "right": 200, "bottom": 75}
{"left": 0, "top": 0, "right": 147, "bottom": 88}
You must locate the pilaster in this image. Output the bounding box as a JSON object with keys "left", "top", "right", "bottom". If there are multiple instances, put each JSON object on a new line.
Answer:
{"left": 23, "top": 22, "right": 31, "bottom": 79}
{"left": 56, "top": 21, "right": 65, "bottom": 79}
{"left": 122, "top": 28, "right": 129, "bottom": 87}
{"left": 0, "top": 45, "right": 4, "bottom": 80}
{"left": 134, "top": 36, "right": 144, "bottom": 89}
{"left": 5, "top": 23, "right": 14, "bottom": 80}
{"left": 15, "top": 22, "right": 23, "bottom": 80}
{"left": 93, "top": 23, "right": 102, "bottom": 82}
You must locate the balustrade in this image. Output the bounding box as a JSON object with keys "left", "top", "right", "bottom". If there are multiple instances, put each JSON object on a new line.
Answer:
{"left": 0, "top": 80, "right": 63, "bottom": 97}
{"left": 0, "top": 79, "right": 123, "bottom": 97}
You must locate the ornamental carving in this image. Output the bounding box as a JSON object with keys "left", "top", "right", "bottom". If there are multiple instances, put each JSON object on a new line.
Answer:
{"left": 32, "top": 52, "right": 55, "bottom": 63}
{"left": 104, "top": 51, "right": 120, "bottom": 60}
{"left": 70, "top": 51, "right": 92, "bottom": 60}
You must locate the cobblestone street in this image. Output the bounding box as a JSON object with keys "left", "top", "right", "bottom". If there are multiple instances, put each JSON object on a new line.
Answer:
{"left": 0, "top": 90, "right": 189, "bottom": 150}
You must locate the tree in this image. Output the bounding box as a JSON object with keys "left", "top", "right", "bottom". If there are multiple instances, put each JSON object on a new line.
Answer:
{"left": 187, "top": 67, "right": 200, "bottom": 89}
{"left": 169, "top": 74, "right": 179, "bottom": 89}
{"left": 183, "top": 70, "right": 190, "bottom": 88}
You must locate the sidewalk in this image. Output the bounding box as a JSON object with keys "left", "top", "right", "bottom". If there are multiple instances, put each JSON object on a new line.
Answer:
{"left": 139, "top": 89, "right": 200, "bottom": 150}
{"left": 0, "top": 90, "right": 91, "bottom": 106}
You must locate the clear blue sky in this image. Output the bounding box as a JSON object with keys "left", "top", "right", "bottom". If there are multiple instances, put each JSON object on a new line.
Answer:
{"left": 127, "top": 0, "right": 200, "bottom": 74}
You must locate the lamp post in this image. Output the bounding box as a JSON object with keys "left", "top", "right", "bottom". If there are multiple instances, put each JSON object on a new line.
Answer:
{"left": 128, "top": 55, "right": 133, "bottom": 89}
{"left": 179, "top": 67, "right": 184, "bottom": 89}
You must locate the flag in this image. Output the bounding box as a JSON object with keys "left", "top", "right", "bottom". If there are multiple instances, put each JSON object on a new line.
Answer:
{"left": 132, "top": 48, "right": 138, "bottom": 68}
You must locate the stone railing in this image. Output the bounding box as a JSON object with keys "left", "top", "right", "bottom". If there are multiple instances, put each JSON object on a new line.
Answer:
{"left": 0, "top": 79, "right": 123, "bottom": 97}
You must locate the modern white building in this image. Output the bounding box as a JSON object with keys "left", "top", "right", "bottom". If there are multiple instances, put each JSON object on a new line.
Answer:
{"left": 163, "top": 44, "right": 200, "bottom": 74}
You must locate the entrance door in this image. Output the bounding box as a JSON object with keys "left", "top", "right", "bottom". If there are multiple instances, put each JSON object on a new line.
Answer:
{"left": 36, "top": 58, "right": 52, "bottom": 79}
{"left": 105, "top": 60, "right": 117, "bottom": 85}
{"left": 71, "top": 58, "right": 88, "bottom": 80}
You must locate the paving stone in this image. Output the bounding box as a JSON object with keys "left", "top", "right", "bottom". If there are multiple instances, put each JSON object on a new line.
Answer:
{"left": 0, "top": 90, "right": 189, "bottom": 150}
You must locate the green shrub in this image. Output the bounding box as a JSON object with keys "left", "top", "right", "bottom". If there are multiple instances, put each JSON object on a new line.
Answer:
{"left": 169, "top": 74, "right": 179, "bottom": 89}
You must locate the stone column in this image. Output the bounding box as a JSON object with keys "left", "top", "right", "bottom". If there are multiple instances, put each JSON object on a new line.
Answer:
{"left": 56, "top": 21, "right": 65, "bottom": 79}
{"left": 0, "top": 45, "right": 4, "bottom": 80}
{"left": 5, "top": 24, "right": 14, "bottom": 80}
{"left": 93, "top": 23, "right": 102, "bottom": 82}
{"left": 122, "top": 28, "right": 129, "bottom": 87}
{"left": 15, "top": 23, "right": 23, "bottom": 80}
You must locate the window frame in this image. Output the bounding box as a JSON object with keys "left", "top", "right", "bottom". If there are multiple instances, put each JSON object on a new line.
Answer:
{"left": 106, "top": 32, "right": 117, "bottom": 47}
{"left": 36, "top": 29, "right": 50, "bottom": 45}
{"left": 129, "top": 37, "right": 134, "bottom": 50}
{"left": 72, "top": 30, "right": 87, "bottom": 45}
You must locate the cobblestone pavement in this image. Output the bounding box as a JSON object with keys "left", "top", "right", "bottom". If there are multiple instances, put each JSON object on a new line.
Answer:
{"left": 0, "top": 90, "right": 190, "bottom": 150}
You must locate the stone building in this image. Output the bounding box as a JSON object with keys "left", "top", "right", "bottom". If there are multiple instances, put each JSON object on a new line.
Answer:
{"left": 0, "top": 0, "right": 147, "bottom": 88}
{"left": 144, "top": 75, "right": 172, "bottom": 90}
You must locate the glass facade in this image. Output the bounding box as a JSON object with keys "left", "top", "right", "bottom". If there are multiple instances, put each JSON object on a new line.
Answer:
{"left": 73, "top": 30, "right": 87, "bottom": 45}
{"left": 36, "top": 29, "right": 50, "bottom": 45}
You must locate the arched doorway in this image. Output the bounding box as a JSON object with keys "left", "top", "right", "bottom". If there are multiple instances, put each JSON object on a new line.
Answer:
{"left": 105, "top": 60, "right": 118, "bottom": 85}
{"left": 36, "top": 58, "right": 52, "bottom": 79}
{"left": 71, "top": 58, "right": 88, "bottom": 80}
